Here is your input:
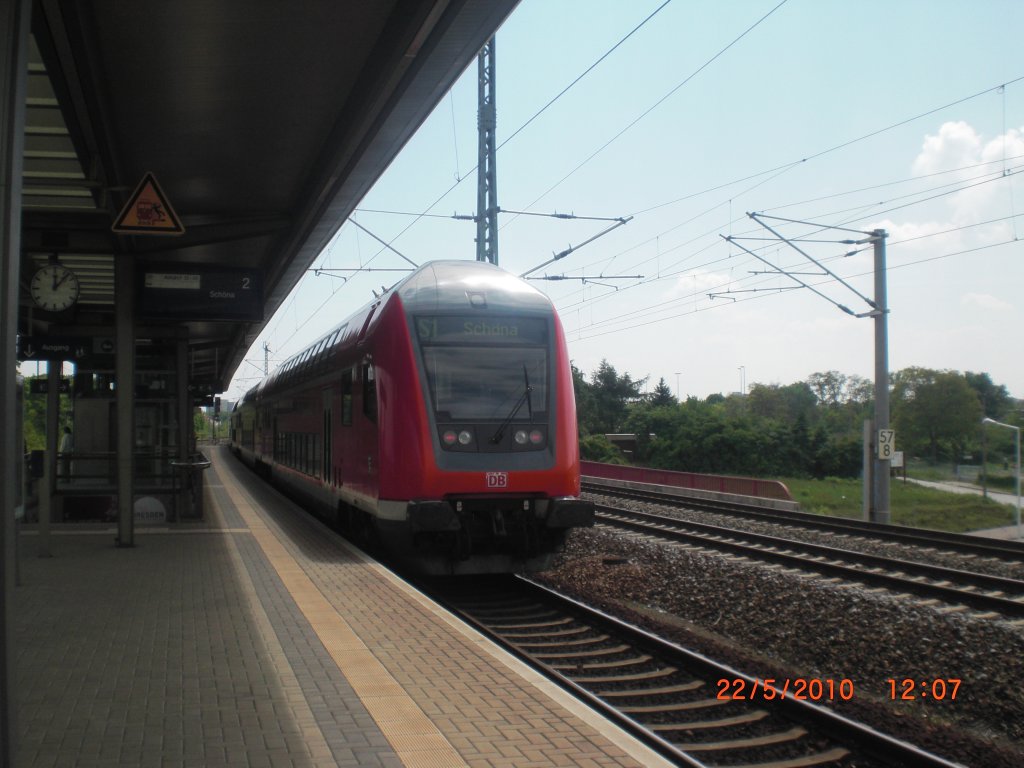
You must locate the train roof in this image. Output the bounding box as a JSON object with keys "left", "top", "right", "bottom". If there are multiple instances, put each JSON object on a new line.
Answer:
{"left": 395, "top": 260, "right": 552, "bottom": 313}
{"left": 247, "top": 260, "right": 553, "bottom": 400}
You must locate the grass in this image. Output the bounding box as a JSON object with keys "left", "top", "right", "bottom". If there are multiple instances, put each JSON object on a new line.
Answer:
{"left": 780, "top": 475, "right": 1016, "bottom": 534}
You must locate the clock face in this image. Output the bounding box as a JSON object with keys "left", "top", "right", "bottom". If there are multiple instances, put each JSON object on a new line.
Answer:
{"left": 30, "top": 264, "right": 80, "bottom": 312}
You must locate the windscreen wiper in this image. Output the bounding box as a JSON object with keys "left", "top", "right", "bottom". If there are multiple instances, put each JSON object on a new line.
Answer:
{"left": 490, "top": 365, "right": 533, "bottom": 444}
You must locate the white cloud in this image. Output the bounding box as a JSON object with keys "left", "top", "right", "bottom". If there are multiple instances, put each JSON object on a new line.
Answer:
{"left": 960, "top": 292, "right": 1014, "bottom": 312}
{"left": 667, "top": 269, "right": 734, "bottom": 297}
{"left": 912, "top": 121, "right": 982, "bottom": 176}
{"left": 909, "top": 121, "right": 1024, "bottom": 226}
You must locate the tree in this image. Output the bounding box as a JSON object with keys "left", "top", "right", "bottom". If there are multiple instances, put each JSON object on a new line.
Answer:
{"left": 807, "top": 370, "right": 847, "bottom": 406}
{"left": 579, "top": 433, "right": 629, "bottom": 464}
{"left": 22, "top": 376, "right": 73, "bottom": 451}
{"left": 964, "top": 371, "right": 1012, "bottom": 419}
{"left": 746, "top": 382, "right": 817, "bottom": 423}
{"left": 648, "top": 377, "right": 676, "bottom": 407}
{"left": 588, "top": 359, "right": 646, "bottom": 434}
{"left": 892, "top": 368, "right": 982, "bottom": 464}
{"left": 845, "top": 374, "right": 874, "bottom": 405}
{"left": 570, "top": 362, "right": 597, "bottom": 435}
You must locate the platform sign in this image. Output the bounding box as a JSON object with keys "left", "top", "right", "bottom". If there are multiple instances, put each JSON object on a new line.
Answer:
{"left": 112, "top": 172, "right": 184, "bottom": 235}
{"left": 17, "top": 335, "right": 89, "bottom": 361}
{"left": 188, "top": 381, "right": 217, "bottom": 407}
{"left": 878, "top": 429, "right": 896, "bottom": 459}
{"left": 138, "top": 265, "right": 262, "bottom": 322}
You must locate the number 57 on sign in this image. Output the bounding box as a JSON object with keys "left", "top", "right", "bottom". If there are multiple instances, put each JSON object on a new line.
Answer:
{"left": 878, "top": 429, "right": 896, "bottom": 459}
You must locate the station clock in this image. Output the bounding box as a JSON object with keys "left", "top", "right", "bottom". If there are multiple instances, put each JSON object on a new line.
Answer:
{"left": 30, "top": 263, "right": 80, "bottom": 312}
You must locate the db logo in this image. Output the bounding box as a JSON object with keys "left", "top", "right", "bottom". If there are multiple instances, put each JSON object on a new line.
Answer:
{"left": 485, "top": 472, "right": 509, "bottom": 488}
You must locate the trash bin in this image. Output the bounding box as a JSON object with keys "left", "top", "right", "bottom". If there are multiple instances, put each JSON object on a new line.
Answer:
{"left": 171, "top": 453, "right": 212, "bottom": 520}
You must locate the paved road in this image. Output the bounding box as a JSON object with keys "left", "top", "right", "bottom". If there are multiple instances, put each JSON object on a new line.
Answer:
{"left": 907, "top": 478, "right": 1022, "bottom": 540}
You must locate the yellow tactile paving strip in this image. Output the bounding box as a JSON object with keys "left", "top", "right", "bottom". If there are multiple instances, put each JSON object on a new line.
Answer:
{"left": 204, "top": 495, "right": 339, "bottom": 765}
{"left": 221, "top": 479, "right": 468, "bottom": 768}
{"left": 211, "top": 449, "right": 674, "bottom": 768}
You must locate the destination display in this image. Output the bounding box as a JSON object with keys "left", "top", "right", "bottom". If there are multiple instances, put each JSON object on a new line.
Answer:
{"left": 138, "top": 266, "right": 262, "bottom": 321}
{"left": 415, "top": 315, "right": 547, "bottom": 345}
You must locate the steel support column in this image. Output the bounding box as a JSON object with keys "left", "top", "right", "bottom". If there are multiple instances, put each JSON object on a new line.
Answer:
{"left": 115, "top": 254, "right": 135, "bottom": 546}
{"left": 871, "top": 230, "right": 891, "bottom": 524}
{"left": 0, "top": 1, "right": 31, "bottom": 762}
{"left": 176, "top": 337, "right": 188, "bottom": 522}
{"left": 475, "top": 36, "right": 498, "bottom": 265}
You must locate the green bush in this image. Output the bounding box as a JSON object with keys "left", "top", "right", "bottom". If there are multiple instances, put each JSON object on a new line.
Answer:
{"left": 579, "top": 434, "right": 629, "bottom": 464}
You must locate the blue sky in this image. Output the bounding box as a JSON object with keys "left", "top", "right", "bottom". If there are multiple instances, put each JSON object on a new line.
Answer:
{"left": 229, "top": 0, "right": 1024, "bottom": 403}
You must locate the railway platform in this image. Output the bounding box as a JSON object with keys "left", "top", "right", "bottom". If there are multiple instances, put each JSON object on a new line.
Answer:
{"left": 11, "top": 447, "right": 672, "bottom": 768}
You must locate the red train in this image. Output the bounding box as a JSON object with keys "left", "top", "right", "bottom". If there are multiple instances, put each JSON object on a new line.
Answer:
{"left": 230, "top": 260, "right": 593, "bottom": 574}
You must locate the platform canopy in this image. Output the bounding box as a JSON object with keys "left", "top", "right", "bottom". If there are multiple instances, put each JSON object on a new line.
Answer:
{"left": 20, "top": 0, "right": 518, "bottom": 392}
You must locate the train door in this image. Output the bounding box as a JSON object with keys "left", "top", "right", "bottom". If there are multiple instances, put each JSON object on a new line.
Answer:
{"left": 358, "top": 358, "right": 379, "bottom": 494}
{"left": 322, "top": 390, "right": 332, "bottom": 483}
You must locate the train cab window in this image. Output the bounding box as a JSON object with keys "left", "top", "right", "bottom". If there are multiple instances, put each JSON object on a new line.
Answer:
{"left": 361, "top": 362, "right": 377, "bottom": 423}
{"left": 415, "top": 315, "right": 549, "bottom": 423}
{"left": 341, "top": 369, "right": 353, "bottom": 426}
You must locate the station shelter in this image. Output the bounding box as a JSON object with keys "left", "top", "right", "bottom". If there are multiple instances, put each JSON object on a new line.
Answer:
{"left": 0, "top": 1, "right": 518, "bottom": 762}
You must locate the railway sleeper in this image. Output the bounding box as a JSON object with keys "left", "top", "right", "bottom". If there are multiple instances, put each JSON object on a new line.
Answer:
{"left": 533, "top": 644, "right": 631, "bottom": 660}
{"left": 513, "top": 634, "right": 610, "bottom": 649}
{"left": 645, "top": 709, "right": 768, "bottom": 731}
{"left": 619, "top": 696, "right": 730, "bottom": 713}
{"left": 498, "top": 625, "right": 590, "bottom": 639}
{"left": 675, "top": 724, "right": 807, "bottom": 752}
{"left": 484, "top": 616, "right": 574, "bottom": 630}
{"left": 576, "top": 666, "right": 678, "bottom": 685}
{"left": 600, "top": 680, "right": 704, "bottom": 698}
{"left": 479, "top": 609, "right": 562, "bottom": 623}
{"left": 552, "top": 654, "right": 653, "bottom": 671}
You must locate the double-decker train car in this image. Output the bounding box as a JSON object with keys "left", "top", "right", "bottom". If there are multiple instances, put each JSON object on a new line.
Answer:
{"left": 230, "top": 260, "right": 593, "bottom": 574}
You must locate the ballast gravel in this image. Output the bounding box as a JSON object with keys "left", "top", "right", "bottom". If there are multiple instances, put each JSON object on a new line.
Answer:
{"left": 534, "top": 513, "right": 1024, "bottom": 768}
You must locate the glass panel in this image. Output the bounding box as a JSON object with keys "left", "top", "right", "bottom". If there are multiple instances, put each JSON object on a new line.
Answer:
{"left": 421, "top": 346, "right": 547, "bottom": 422}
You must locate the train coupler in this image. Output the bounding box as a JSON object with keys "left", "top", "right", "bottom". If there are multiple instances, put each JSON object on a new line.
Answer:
{"left": 546, "top": 497, "right": 595, "bottom": 528}
{"left": 407, "top": 500, "right": 460, "bottom": 532}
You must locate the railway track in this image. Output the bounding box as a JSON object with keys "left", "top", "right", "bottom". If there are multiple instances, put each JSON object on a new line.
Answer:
{"left": 425, "top": 575, "right": 962, "bottom": 768}
{"left": 581, "top": 480, "right": 1024, "bottom": 563}
{"left": 593, "top": 503, "right": 1024, "bottom": 619}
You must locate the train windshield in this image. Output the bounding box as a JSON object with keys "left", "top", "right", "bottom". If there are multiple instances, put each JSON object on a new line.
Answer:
{"left": 416, "top": 316, "right": 548, "bottom": 421}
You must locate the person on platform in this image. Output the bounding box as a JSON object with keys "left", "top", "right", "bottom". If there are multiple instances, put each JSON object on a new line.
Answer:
{"left": 59, "top": 425, "right": 73, "bottom": 480}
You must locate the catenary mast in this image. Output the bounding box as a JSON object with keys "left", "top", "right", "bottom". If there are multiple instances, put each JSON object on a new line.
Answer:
{"left": 475, "top": 37, "right": 498, "bottom": 264}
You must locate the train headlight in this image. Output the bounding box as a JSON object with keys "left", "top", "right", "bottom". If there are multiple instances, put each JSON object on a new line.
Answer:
{"left": 458, "top": 430, "right": 473, "bottom": 445}
{"left": 514, "top": 430, "right": 528, "bottom": 445}
{"left": 442, "top": 430, "right": 457, "bottom": 446}
{"left": 529, "top": 429, "right": 544, "bottom": 445}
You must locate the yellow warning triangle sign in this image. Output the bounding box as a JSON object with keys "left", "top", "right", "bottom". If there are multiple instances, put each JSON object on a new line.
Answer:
{"left": 112, "top": 172, "right": 185, "bottom": 235}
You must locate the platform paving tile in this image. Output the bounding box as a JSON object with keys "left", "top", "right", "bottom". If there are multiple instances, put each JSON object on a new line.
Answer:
{"left": 13, "top": 449, "right": 675, "bottom": 767}
{"left": 209, "top": 448, "right": 671, "bottom": 768}
{"left": 12, "top": 505, "right": 402, "bottom": 767}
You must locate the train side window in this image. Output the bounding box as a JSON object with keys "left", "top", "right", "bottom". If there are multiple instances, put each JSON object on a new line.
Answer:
{"left": 341, "top": 369, "right": 353, "bottom": 426}
{"left": 362, "top": 362, "right": 377, "bottom": 423}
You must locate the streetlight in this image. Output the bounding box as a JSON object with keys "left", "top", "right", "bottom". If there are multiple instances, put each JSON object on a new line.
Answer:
{"left": 738, "top": 365, "right": 746, "bottom": 395}
{"left": 675, "top": 372, "right": 681, "bottom": 400}
{"left": 982, "top": 417, "right": 1021, "bottom": 539}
